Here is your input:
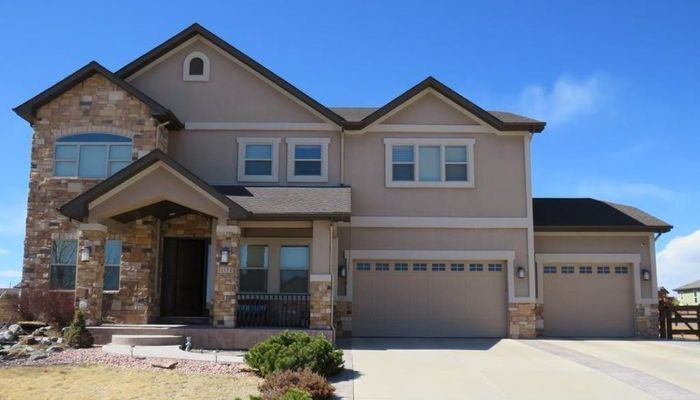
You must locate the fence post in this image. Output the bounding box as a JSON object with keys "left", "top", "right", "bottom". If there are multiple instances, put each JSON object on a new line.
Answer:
{"left": 697, "top": 305, "right": 700, "bottom": 340}
{"left": 659, "top": 301, "right": 666, "bottom": 339}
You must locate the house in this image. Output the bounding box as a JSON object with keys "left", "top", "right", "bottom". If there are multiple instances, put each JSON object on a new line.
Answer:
{"left": 674, "top": 280, "right": 700, "bottom": 306}
{"left": 13, "top": 23, "right": 671, "bottom": 342}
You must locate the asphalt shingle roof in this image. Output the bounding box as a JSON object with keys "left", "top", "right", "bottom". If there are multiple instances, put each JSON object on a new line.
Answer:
{"left": 229, "top": 187, "right": 351, "bottom": 219}
{"left": 674, "top": 279, "right": 700, "bottom": 292}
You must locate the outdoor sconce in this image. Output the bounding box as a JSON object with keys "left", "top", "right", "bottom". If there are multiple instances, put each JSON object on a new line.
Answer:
{"left": 79, "top": 245, "right": 91, "bottom": 262}
{"left": 220, "top": 247, "right": 230, "bottom": 264}
{"left": 517, "top": 266, "right": 526, "bottom": 279}
{"left": 642, "top": 269, "right": 651, "bottom": 281}
{"left": 339, "top": 265, "right": 347, "bottom": 278}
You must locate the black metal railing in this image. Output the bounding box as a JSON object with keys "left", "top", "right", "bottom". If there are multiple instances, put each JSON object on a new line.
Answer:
{"left": 235, "top": 293, "right": 310, "bottom": 328}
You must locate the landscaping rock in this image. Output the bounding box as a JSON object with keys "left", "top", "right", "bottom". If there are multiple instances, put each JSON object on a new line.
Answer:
{"left": 28, "top": 352, "right": 48, "bottom": 361}
{"left": 19, "top": 335, "right": 38, "bottom": 345}
{"left": 32, "top": 326, "right": 50, "bottom": 336}
{"left": 40, "top": 337, "right": 53, "bottom": 346}
{"left": 46, "top": 345, "right": 64, "bottom": 354}
{"left": 17, "top": 321, "right": 47, "bottom": 331}
{"left": 7, "top": 324, "right": 24, "bottom": 335}
{"left": 151, "top": 360, "right": 179, "bottom": 369}
{"left": 0, "top": 330, "right": 15, "bottom": 343}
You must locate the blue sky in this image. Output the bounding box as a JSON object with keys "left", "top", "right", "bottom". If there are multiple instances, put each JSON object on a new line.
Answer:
{"left": 1, "top": 1, "right": 698, "bottom": 291}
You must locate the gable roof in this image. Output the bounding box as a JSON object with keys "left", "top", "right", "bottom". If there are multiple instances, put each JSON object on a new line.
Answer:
{"left": 340, "top": 77, "right": 546, "bottom": 133}
{"left": 331, "top": 107, "right": 542, "bottom": 127}
{"left": 60, "top": 149, "right": 248, "bottom": 220}
{"left": 13, "top": 61, "right": 183, "bottom": 129}
{"left": 674, "top": 279, "right": 700, "bottom": 292}
{"left": 533, "top": 198, "right": 672, "bottom": 233}
{"left": 115, "top": 23, "right": 346, "bottom": 126}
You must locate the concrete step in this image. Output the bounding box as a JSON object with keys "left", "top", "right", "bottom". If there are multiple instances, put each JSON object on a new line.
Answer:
{"left": 154, "top": 316, "right": 211, "bottom": 325}
{"left": 111, "top": 334, "right": 184, "bottom": 346}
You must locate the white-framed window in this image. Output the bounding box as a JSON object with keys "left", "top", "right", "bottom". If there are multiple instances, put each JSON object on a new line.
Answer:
{"left": 240, "top": 244, "right": 269, "bottom": 293}
{"left": 54, "top": 133, "right": 132, "bottom": 178}
{"left": 183, "top": 51, "right": 210, "bottom": 81}
{"left": 286, "top": 138, "right": 330, "bottom": 182}
{"left": 103, "top": 240, "right": 122, "bottom": 291}
{"left": 543, "top": 266, "right": 557, "bottom": 274}
{"left": 384, "top": 138, "right": 475, "bottom": 188}
{"left": 280, "top": 245, "right": 309, "bottom": 293}
{"left": 50, "top": 239, "right": 77, "bottom": 290}
{"left": 237, "top": 138, "right": 281, "bottom": 182}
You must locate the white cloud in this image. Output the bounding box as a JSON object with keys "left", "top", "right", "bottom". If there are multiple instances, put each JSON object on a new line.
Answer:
{"left": 0, "top": 249, "right": 10, "bottom": 256}
{"left": 517, "top": 74, "right": 613, "bottom": 125}
{"left": 657, "top": 229, "right": 700, "bottom": 293}
{"left": 575, "top": 179, "right": 675, "bottom": 202}
{"left": 0, "top": 269, "right": 21, "bottom": 279}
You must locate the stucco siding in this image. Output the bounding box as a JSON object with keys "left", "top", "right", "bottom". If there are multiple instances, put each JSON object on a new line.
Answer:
{"left": 381, "top": 93, "right": 480, "bottom": 125}
{"left": 129, "top": 39, "right": 325, "bottom": 123}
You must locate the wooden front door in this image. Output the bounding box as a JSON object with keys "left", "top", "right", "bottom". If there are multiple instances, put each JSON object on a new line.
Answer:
{"left": 161, "top": 238, "right": 208, "bottom": 317}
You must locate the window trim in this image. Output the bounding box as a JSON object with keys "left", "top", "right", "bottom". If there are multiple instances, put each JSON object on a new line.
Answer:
{"left": 286, "top": 137, "right": 330, "bottom": 183}
{"left": 383, "top": 138, "right": 475, "bottom": 188}
{"left": 237, "top": 137, "right": 281, "bottom": 182}
{"left": 53, "top": 141, "right": 132, "bottom": 179}
{"left": 183, "top": 51, "right": 210, "bottom": 81}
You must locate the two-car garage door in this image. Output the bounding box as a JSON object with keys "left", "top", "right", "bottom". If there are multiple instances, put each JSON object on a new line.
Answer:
{"left": 542, "top": 264, "right": 635, "bottom": 337}
{"left": 353, "top": 260, "right": 507, "bottom": 337}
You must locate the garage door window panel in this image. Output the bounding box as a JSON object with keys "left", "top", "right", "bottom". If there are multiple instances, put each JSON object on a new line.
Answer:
{"left": 488, "top": 263, "right": 503, "bottom": 272}
{"left": 357, "top": 262, "right": 371, "bottom": 271}
{"left": 615, "top": 266, "right": 629, "bottom": 274}
{"left": 544, "top": 266, "right": 557, "bottom": 274}
{"left": 597, "top": 266, "right": 610, "bottom": 274}
{"left": 412, "top": 263, "right": 427, "bottom": 271}
{"left": 561, "top": 266, "right": 575, "bottom": 274}
{"left": 394, "top": 262, "right": 408, "bottom": 271}
{"left": 450, "top": 263, "right": 465, "bottom": 271}
{"left": 579, "top": 266, "right": 593, "bottom": 274}
{"left": 431, "top": 263, "right": 446, "bottom": 271}
{"left": 469, "top": 263, "right": 484, "bottom": 272}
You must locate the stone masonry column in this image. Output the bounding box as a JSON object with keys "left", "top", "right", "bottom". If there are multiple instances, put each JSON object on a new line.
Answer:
{"left": 508, "top": 303, "right": 537, "bottom": 339}
{"left": 635, "top": 303, "right": 660, "bottom": 338}
{"left": 212, "top": 222, "right": 241, "bottom": 327}
{"left": 310, "top": 220, "right": 333, "bottom": 330}
{"left": 75, "top": 223, "right": 107, "bottom": 325}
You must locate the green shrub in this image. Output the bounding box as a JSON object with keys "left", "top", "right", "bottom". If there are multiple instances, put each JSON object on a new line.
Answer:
{"left": 245, "top": 331, "right": 343, "bottom": 377}
{"left": 259, "top": 369, "right": 335, "bottom": 400}
{"left": 63, "top": 310, "right": 94, "bottom": 348}
{"left": 278, "top": 388, "right": 312, "bottom": 400}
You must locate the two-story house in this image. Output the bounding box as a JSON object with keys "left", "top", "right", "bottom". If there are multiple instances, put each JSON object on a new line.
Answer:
{"left": 13, "top": 24, "right": 671, "bottom": 345}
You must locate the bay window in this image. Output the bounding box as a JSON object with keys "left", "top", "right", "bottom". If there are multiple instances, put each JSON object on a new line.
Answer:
{"left": 384, "top": 138, "right": 475, "bottom": 187}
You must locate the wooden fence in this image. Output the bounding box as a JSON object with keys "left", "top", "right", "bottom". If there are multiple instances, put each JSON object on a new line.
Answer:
{"left": 659, "top": 301, "right": 700, "bottom": 340}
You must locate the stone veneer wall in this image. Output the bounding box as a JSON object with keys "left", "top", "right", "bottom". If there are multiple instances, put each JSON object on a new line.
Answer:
{"left": 508, "top": 303, "right": 537, "bottom": 339}
{"left": 310, "top": 280, "right": 333, "bottom": 329}
{"left": 162, "top": 214, "right": 212, "bottom": 238}
{"left": 212, "top": 222, "right": 241, "bottom": 327}
{"left": 333, "top": 300, "right": 352, "bottom": 337}
{"left": 76, "top": 226, "right": 106, "bottom": 325}
{"left": 22, "top": 73, "right": 167, "bottom": 322}
{"left": 635, "top": 303, "right": 660, "bottom": 338}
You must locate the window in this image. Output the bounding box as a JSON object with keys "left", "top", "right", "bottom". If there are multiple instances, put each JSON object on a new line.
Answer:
{"left": 412, "top": 263, "right": 427, "bottom": 271}
{"left": 394, "top": 263, "right": 408, "bottom": 271}
{"left": 50, "top": 240, "right": 77, "bottom": 290}
{"left": 469, "top": 263, "right": 484, "bottom": 272}
{"left": 561, "top": 266, "right": 575, "bottom": 274}
{"left": 543, "top": 266, "right": 557, "bottom": 274}
{"left": 431, "top": 263, "right": 446, "bottom": 271}
{"left": 183, "top": 51, "right": 210, "bottom": 81}
{"left": 357, "top": 262, "right": 371, "bottom": 271}
{"left": 614, "top": 266, "right": 629, "bottom": 274}
{"left": 384, "top": 138, "right": 475, "bottom": 187}
{"left": 240, "top": 245, "right": 269, "bottom": 293}
{"left": 286, "top": 138, "right": 330, "bottom": 182}
{"left": 280, "top": 246, "right": 309, "bottom": 293}
{"left": 488, "top": 263, "right": 503, "bottom": 272}
{"left": 597, "top": 266, "right": 610, "bottom": 274}
{"left": 237, "top": 138, "right": 280, "bottom": 182}
{"left": 375, "top": 262, "right": 390, "bottom": 271}
{"left": 103, "top": 240, "right": 122, "bottom": 291}
{"left": 54, "top": 133, "right": 132, "bottom": 178}
{"left": 450, "top": 263, "right": 465, "bottom": 271}
{"left": 579, "top": 266, "right": 593, "bottom": 274}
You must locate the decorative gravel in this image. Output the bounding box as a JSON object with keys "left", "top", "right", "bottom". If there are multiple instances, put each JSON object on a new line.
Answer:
{"left": 0, "top": 347, "right": 252, "bottom": 376}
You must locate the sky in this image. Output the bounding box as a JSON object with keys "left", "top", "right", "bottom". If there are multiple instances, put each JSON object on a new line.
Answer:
{"left": 0, "top": 1, "right": 698, "bottom": 291}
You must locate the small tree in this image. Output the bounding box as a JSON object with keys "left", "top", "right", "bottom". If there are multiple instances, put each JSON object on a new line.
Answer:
{"left": 63, "top": 310, "right": 94, "bottom": 348}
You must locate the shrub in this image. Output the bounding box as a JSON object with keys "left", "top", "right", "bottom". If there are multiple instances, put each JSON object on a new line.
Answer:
{"left": 245, "top": 331, "right": 343, "bottom": 377}
{"left": 259, "top": 369, "right": 335, "bottom": 400}
{"left": 63, "top": 310, "right": 94, "bottom": 348}
{"left": 17, "top": 287, "right": 75, "bottom": 327}
{"left": 278, "top": 388, "right": 312, "bottom": 400}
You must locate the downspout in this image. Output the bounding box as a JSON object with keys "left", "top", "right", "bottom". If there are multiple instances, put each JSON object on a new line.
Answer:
{"left": 340, "top": 128, "right": 345, "bottom": 186}
{"left": 329, "top": 222, "right": 336, "bottom": 331}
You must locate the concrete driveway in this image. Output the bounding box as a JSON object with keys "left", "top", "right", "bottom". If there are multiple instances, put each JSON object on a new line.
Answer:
{"left": 337, "top": 338, "right": 700, "bottom": 400}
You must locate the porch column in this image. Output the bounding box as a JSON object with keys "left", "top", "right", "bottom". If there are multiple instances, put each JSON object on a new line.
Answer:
{"left": 76, "top": 223, "right": 107, "bottom": 325}
{"left": 310, "top": 220, "right": 333, "bottom": 330}
{"left": 213, "top": 221, "right": 241, "bottom": 327}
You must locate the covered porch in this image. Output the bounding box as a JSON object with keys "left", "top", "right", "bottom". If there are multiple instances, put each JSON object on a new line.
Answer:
{"left": 59, "top": 150, "right": 349, "bottom": 339}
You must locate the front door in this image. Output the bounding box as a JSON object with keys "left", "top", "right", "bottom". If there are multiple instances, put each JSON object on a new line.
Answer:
{"left": 161, "top": 238, "right": 208, "bottom": 317}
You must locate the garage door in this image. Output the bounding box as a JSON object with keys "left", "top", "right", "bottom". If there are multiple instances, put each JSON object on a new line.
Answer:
{"left": 353, "top": 260, "right": 507, "bottom": 337}
{"left": 543, "top": 264, "right": 634, "bottom": 337}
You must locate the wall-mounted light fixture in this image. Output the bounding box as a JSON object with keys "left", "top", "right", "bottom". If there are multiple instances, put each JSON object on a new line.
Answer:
{"left": 79, "top": 245, "right": 91, "bottom": 262}
{"left": 642, "top": 269, "right": 651, "bottom": 281}
{"left": 220, "top": 247, "right": 230, "bottom": 264}
{"left": 339, "top": 265, "right": 347, "bottom": 278}
{"left": 517, "top": 266, "right": 526, "bottom": 279}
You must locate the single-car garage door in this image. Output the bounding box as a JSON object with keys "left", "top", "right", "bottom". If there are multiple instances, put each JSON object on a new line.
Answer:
{"left": 353, "top": 260, "right": 507, "bottom": 337}
{"left": 543, "top": 264, "right": 634, "bottom": 337}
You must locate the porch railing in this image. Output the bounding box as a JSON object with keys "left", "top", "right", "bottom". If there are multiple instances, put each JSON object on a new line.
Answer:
{"left": 235, "top": 293, "right": 310, "bottom": 328}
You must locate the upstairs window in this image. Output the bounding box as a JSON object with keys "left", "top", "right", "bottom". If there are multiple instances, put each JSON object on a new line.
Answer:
{"left": 286, "top": 138, "right": 330, "bottom": 182}
{"left": 183, "top": 51, "right": 210, "bottom": 81}
{"left": 54, "top": 133, "right": 132, "bottom": 178}
{"left": 384, "top": 138, "right": 475, "bottom": 188}
{"left": 237, "top": 138, "right": 280, "bottom": 182}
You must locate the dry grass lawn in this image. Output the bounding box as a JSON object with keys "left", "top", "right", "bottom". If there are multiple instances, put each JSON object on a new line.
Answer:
{"left": 0, "top": 364, "right": 261, "bottom": 400}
